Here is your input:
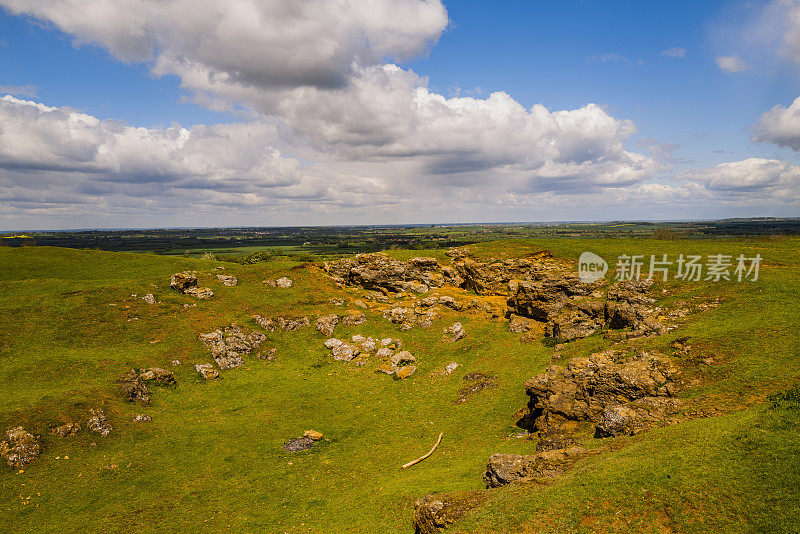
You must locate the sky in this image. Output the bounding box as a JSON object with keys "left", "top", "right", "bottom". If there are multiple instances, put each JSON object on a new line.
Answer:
{"left": 0, "top": 0, "right": 799, "bottom": 230}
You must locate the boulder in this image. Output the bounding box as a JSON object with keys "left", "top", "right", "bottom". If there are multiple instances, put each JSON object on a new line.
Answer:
{"left": 396, "top": 365, "right": 417, "bottom": 379}
{"left": 376, "top": 347, "right": 393, "bottom": 358}
{"left": 416, "top": 311, "right": 437, "bottom": 329}
{"left": 332, "top": 343, "right": 360, "bottom": 361}
{"left": 195, "top": 363, "right": 219, "bottom": 380}
{"left": 413, "top": 491, "right": 487, "bottom": 534}
{"left": 87, "top": 408, "right": 112, "bottom": 436}
{"left": 117, "top": 369, "right": 151, "bottom": 405}
{"left": 216, "top": 274, "right": 238, "bottom": 286}
{"left": 383, "top": 307, "right": 414, "bottom": 325}
{"left": 316, "top": 314, "right": 339, "bottom": 337}
{"left": 1, "top": 427, "right": 42, "bottom": 468}
{"left": 170, "top": 271, "right": 213, "bottom": 299}
{"left": 438, "top": 296, "right": 462, "bottom": 310}
{"left": 324, "top": 338, "right": 343, "bottom": 349}
{"left": 142, "top": 293, "right": 156, "bottom": 304}
{"left": 391, "top": 351, "right": 416, "bottom": 367}
{"left": 442, "top": 322, "right": 466, "bottom": 343}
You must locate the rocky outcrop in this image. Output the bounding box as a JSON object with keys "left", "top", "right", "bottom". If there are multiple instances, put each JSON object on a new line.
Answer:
{"left": 507, "top": 275, "right": 600, "bottom": 322}
{"left": 482, "top": 446, "right": 586, "bottom": 488}
{"left": 323, "top": 253, "right": 444, "bottom": 293}
{"left": 170, "top": 271, "right": 213, "bottom": 299}
{"left": 413, "top": 491, "right": 487, "bottom": 534}
{"left": 523, "top": 351, "right": 679, "bottom": 435}
{"left": 1, "top": 427, "right": 42, "bottom": 468}
{"left": 446, "top": 248, "right": 556, "bottom": 295}
{"left": 199, "top": 324, "right": 266, "bottom": 370}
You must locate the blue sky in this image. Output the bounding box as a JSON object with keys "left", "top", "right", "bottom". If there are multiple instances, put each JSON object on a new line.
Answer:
{"left": 0, "top": 0, "right": 798, "bottom": 229}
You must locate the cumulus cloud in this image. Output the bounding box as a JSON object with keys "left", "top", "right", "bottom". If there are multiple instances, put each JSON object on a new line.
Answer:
{"left": 753, "top": 96, "right": 800, "bottom": 150}
{"left": 0, "top": 0, "right": 448, "bottom": 90}
{"left": 660, "top": 47, "right": 686, "bottom": 58}
{"left": 715, "top": 55, "right": 750, "bottom": 73}
{"left": 680, "top": 158, "right": 800, "bottom": 198}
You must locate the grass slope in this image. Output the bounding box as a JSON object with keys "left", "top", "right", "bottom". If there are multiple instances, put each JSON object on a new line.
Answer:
{"left": 0, "top": 238, "right": 798, "bottom": 533}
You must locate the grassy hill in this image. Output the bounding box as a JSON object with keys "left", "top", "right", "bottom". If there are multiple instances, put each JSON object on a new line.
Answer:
{"left": 1, "top": 238, "right": 798, "bottom": 533}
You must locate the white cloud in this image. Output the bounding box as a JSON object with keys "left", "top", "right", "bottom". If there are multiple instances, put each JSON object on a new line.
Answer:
{"left": 715, "top": 55, "right": 750, "bottom": 73}
{"left": 0, "top": 0, "right": 448, "bottom": 90}
{"left": 680, "top": 158, "right": 800, "bottom": 196}
{"left": 585, "top": 53, "right": 644, "bottom": 66}
{"left": 752, "top": 96, "right": 800, "bottom": 149}
{"left": 660, "top": 47, "right": 686, "bottom": 58}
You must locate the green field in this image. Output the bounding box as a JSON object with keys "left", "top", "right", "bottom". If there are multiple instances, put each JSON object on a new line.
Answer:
{"left": 1, "top": 237, "right": 799, "bottom": 533}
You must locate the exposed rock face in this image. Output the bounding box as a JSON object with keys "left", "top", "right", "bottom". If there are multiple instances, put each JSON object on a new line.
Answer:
{"left": 87, "top": 408, "right": 112, "bottom": 436}
{"left": 508, "top": 314, "right": 532, "bottom": 333}
{"left": 523, "top": 351, "right": 679, "bottom": 435}
{"left": 195, "top": 363, "right": 219, "bottom": 380}
{"left": 170, "top": 271, "right": 213, "bottom": 299}
{"left": 545, "top": 300, "right": 605, "bottom": 342}
{"left": 117, "top": 369, "right": 151, "bottom": 405}
{"left": 507, "top": 275, "right": 599, "bottom": 322}
{"left": 413, "top": 491, "right": 487, "bottom": 534}
{"left": 447, "top": 249, "right": 556, "bottom": 295}
{"left": 51, "top": 422, "right": 81, "bottom": 438}
{"left": 482, "top": 447, "right": 586, "bottom": 488}
{"left": 323, "top": 253, "right": 444, "bottom": 293}
{"left": 1, "top": 427, "right": 42, "bottom": 468}
{"left": 595, "top": 397, "right": 682, "bottom": 437}
{"left": 603, "top": 280, "right": 666, "bottom": 338}
{"left": 216, "top": 274, "right": 238, "bottom": 286}
{"left": 200, "top": 324, "right": 266, "bottom": 369}
{"left": 315, "top": 314, "right": 339, "bottom": 337}
{"left": 442, "top": 322, "right": 466, "bottom": 342}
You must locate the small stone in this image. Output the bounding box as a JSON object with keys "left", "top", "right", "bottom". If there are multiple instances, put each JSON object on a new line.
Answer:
{"left": 1, "top": 427, "right": 42, "bottom": 468}
{"left": 195, "top": 363, "right": 220, "bottom": 380}
{"left": 216, "top": 274, "right": 238, "bottom": 286}
{"left": 133, "top": 414, "right": 152, "bottom": 422}
{"left": 276, "top": 277, "right": 293, "bottom": 288}
{"left": 443, "top": 322, "right": 466, "bottom": 343}
{"left": 396, "top": 365, "right": 417, "bottom": 379}
{"left": 87, "top": 409, "right": 112, "bottom": 436}
{"left": 142, "top": 293, "right": 156, "bottom": 304}
{"left": 341, "top": 313, "right": 366, "bottom": 326}
{"left": 171, "top": 360, "right": 181, "bottom": 365}
{"left": 304, "top": 430, "right": 324, "bottom": 440}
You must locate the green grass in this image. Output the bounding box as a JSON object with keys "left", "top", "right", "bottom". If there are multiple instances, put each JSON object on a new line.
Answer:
{"left": 0, "top": 238, "right": 798, "bottom": 533}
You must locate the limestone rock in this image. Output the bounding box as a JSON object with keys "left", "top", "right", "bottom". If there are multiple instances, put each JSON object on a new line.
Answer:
{"left": 332, "top": 343, "right": 360, "bottom": 361}
{"left": 413, "top": 491, "right": 487, "bottom": 534}
{"left": 523, "top": 351, "right": 679, "bottom": 434}
{"left": 0, "top": 427, "right": 42, "bottom": 468}
{"left": 87, "top": 408, "right": 112, "bottom": 436}
{"left": 341, "top": 313, "right": 367, "bottom": 326}
{"left": 117, "top": 369, "right": 150, "bottom": 405}
{"left": 508, "top": 314, "right": 532, "bottom": 333}
{"left": 142, "top": 293, "right": 156, "bottom": 304}
{"left": 482, "top": 447, "right": 586, "bottom": 488}
{"left": 383, "top": 307, "right": 414, "bottom": 324}
{"left": 195, "top": 363, "right": 219, "bottom": 380}
{"left": 324, "top": 338, "right": 343, "bottom": 349}
{"left": 391, "top": 351, "right": 416, "bottom": 367}
{"left": 276, "top": 276, "right": 293, "bottom": 288}
{"left": 216, "top": 274, "right": 238, "bottom": 286}
{"left": 376, "top": 347, "right": 393, "bottom": 358}
{"left": 442, "top": 322, "right": 466, "bottom": 343}
{"left": 133, "top": 414, "right": 152, "bottom": 422}
{"left": 316, "top": 314, "right": 339, "bottom": 337}
{"left": 396, "top": 365, "right": 417, "bottom": 379}
{"left": 51, "top": 422, "right": 81, "bottom": 438}
{"left": 170, "top": 271, "right": 213, "bottom": 299}
{"left": 200, "top": 324, "right": 265, "bottom": 369}
{"left": 323, "top": 253, "right": 443, "bottom": 293}
{"left": 329, "top": 297, "right": 345, "bottom": 306}
{"left": 139, "top": 368, "right": 175, "bottom": 384}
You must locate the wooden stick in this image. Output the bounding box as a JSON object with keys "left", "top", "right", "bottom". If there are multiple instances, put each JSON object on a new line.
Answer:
{"left": 401, "top": 432, "right": 444, "bottom": 469}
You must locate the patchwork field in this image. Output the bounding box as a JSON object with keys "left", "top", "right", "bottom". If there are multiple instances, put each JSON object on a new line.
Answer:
{"left": 1, "top": 237, "right": 798, "bottom": 533}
